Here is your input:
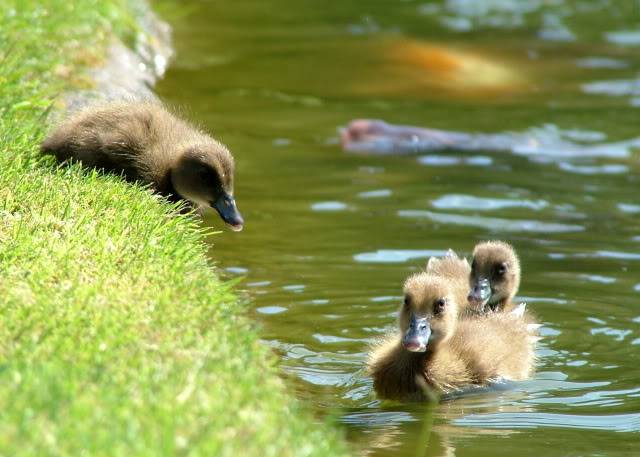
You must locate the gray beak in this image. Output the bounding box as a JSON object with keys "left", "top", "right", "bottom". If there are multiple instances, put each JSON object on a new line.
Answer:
{"left": 468, "top": 278, "right": 491, "bottom": 309}
{"left": 211, "top": 193, "right": 244, "bottom": 231}
{"left": 402, "top": 314, "right": 431, "bottom": 352}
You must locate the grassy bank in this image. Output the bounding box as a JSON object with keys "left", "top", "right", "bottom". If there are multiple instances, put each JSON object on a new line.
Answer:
{"left": 0, "top": 1, "right": 348, "bottom": 455}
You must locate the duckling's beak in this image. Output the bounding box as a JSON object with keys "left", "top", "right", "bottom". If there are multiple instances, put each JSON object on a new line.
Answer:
{"left": 468, "top": 278, "right": 491, "bottom": 310}
{"left": 211, "top": 193, "right": 244, "bottom": 232}
{"left": 403, "top": 314, "right": 431, "bottom": 352}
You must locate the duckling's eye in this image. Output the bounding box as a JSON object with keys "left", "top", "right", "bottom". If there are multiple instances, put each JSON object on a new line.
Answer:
{"left": 434, "top": 298, "right": 446, "bottom": 315}
{"left": 195, "top": 164, "right": 219, "bottom": 184}
{"left": 496, "top": 262, "right": 508, "bottom": 276}
{"left": 403, "top": 296, "right": 410, "bottom": 308}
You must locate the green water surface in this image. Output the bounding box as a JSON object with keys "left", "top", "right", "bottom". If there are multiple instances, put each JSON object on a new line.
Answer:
{"left": 156, "top": 1, "right": 640, "bottom": 455}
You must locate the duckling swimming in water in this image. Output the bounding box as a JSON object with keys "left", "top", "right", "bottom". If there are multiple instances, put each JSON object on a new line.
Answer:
{"left": 425, "top": 249, "right": 471, "bottom": 311}
{"left": 41, "top": 101, "right": 243, "bottom": 231}
{"left": 468, "top": 241, "right": 520, "bottom": 312}
{"left": 367, "top": 271, "right": 537, "bottom": 401}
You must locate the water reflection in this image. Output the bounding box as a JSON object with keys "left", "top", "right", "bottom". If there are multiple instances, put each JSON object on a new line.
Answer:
{"left": 398, "top": 210, "right": 585, "bottom": 233}
{"left": 311, "top": 201, "right": 349, "bottom": 211}
{"left": 455, "top": 411, "right": 640, "bottom": 432}
{"left": 431, "top": 194, "right": 548, "bottom": 211}
{"left": 354, "top": 250, "right": 448, "bottom": 264}
{"left": 575, "top": 57, "right": 629, "bottom": 69}
{"left": 605, "top": 30, "right": 640, "bottom": 46}
{"left": 157, "top": 0, "right": 640, "bottom": 455}
{"left": 358, "top": 189, "right": 393, "bottom": 199}
{"left": 417, "top": 155, "right": 493, "bottom": 166}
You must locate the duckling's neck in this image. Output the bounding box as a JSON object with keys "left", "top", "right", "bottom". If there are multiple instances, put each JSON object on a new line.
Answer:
{"left": 405, "top": 348, "right": 432, "bottom": 366}
{"left": 487, "top": 296, "right": 510, "bottom": 312}
{"left": 395, "top": 345, "right": 431, "bottom": 396}
{"left": 157, "top": 168, "right": 182, "bottom": 203}
{"left": 372, "top": 338, "right": 437, "bottom": 400}
{"left": 403, "top": 341, "right": 438, "bottom": 371}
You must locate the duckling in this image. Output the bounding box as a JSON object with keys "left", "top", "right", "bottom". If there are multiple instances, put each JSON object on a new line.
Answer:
{"left": 426, "top": 249, "right": 471, "bottom": 309}
{"left": 467, "top": 241, "right": 520, "bottom": 312}
{"left": 367, "top": 272, "right": 536, "bottom": 401}
{"left": 41, "top": 101, "right": 243, "bottom": 231}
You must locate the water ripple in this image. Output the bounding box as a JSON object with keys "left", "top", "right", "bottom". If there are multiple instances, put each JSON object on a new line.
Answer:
{"left": 353, "top": 249, "right": 447, "bottom": 263}
{"left": 526, "top": 387, "right": 640, "bottom": 408}
{"left": 418, "top": 155, "right": 493, "bottom": 166}
{"left": 311, "top": 201, "right": 348, "bottom": 211}
{"left": 558, "top": 162, "right": 628, "bottom": 175}
{"left": 593, "top": 251, "right": 640, "bottom": 261}
{"left": 358, "top": 189, "right": 392, "bottom": 199}
{"left": 398, "top": 210, "right": 584, "bottom": 233}
{"left": 313, "top": 333, "right": 371, "bottom": 344}
{"left": 575, "top": 57, "right": 629, "bottom": 69}
{"left": 618, "top": 203, "right": 640, "bottom": 213}
{"left": 289, "top": 366, "right": 354, "bottom": 387}
{"left": 431, "top": 194, "right": 548, "bottom": 211}
{"left": 605, "top": 30, "right": 640, "bottom": 46}
{"left": 582, "top": 79, "right": 640, "bottom": 97}
{"left": 578, "top": 274, "right": 617, "bottom": 284}
{"left": 590, "top": 327, "right": 632, "bottom": 341}
{"left": 454, "top": 412, "right": 640, "bottom": 432}
{"left": 550, "top": 251, "right": 640, "bottom": 261}
{"left": 341, "top": 411, "right": 417, "bottom": 426}
{"left": 256, "top": 305, "right": 288, "bottom": 315}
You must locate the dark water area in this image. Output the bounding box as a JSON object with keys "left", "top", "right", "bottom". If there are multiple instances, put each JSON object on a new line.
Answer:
{"left": 156, "top": 1, "right": 640, "bottom": 455}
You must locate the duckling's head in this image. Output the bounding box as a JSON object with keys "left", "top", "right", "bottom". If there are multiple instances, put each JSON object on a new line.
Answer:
{"left": 399, "top": 273, "right": 459, "bottom": 353}
{"left": 171, "top": 144, "right": 244, "bottom": 231}
{"left": 468, "top": 241, "right": 520, "bottom": 312}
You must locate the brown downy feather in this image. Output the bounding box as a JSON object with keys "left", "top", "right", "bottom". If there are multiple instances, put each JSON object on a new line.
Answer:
{"left": 41, "top": 101, "right": 243, "bottom": 229}
{"left": 367, "top": 272, "right": 537, "bottom": 401}
{"left": 470, "top": 240, "right": 529, "bottom": 314}
{"left": 368, "top": 332, "right": 475, "bottom": 400}
{"left": 426, "top": 249, "right": 471, "bottom": 312}
{"left": 43, "top": 101, "right": 214, "bottom": 187}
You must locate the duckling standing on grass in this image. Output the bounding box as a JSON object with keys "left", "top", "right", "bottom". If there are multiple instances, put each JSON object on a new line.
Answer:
{"left": 367, "top": 268, "right": 537, "bottom": 401}
{"left": 468, "top": 241, "right": 521, "bottom": 312}
{"left": 41, "top": 101, "right": 244, "bottom": 231}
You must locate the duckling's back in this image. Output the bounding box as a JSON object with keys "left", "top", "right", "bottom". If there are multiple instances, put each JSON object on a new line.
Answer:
{"left": 41, "top": 101, "right": 211, "bottom": 188}
{"left": 451, "top": 312, "right": 537, "bottom": 382}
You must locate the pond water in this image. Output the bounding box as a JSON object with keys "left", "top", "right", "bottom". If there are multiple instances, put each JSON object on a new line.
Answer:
{"left": 156, "top": 1, "right": 640, "bottom": 455}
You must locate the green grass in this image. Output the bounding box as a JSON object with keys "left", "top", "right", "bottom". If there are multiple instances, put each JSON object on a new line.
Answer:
{"left": 0, "top": 1, "right": 348, "bottom": 455}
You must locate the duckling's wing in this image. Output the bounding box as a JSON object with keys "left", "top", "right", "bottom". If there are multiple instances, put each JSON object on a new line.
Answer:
{"left": 444, "top": 248, "right": 467, "bottom": 263}
{"left": 426, "top": 256, "right": 440, "bottom": 272}
{"left": 510, "top": 303, "right": 527, "bottom": 318}
{"left": 426, "top": 250, "right": 469, "bottom": 274}
{"left": 507, "top": 303, "right": 543, "bottom": 341}
{"left": 426, "top": 249, "right": 455, "bottom": 271}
